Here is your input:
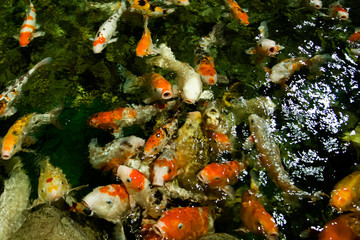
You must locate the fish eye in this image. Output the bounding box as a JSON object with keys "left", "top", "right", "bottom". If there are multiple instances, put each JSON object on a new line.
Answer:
{"left": 259, "top": 43, "right": 262, "bottom": 48}
{"left": 168, "top": 168, "right": 171, "bottom": 173}
{"left": 126, "top": 178, "right": 132, "bottom": 183}
{"left": 215, "top": 176, "right": 220, "bottom": 180}
{"left": 156, "top": 133, "right": 161, "bottom": 138}
{"left": 106, "top": 200, "right": 113, "bottom": 205}
{"left": 178, "top": 223, "right": 183, "bottom": 229}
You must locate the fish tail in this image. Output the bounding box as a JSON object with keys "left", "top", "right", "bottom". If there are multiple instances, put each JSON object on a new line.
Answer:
{"left": 118, "top": 0, "right": 127, "bottom": 13}
{"left": 307, "top": 54, "right": 330, "bottom": 72}
{"left": 208, "top": 23, "right": 226, "bottom": 46}
{"left": 33, "top": 57, "right": 53, "bottom": 70}
{"left": 258, "top": 21, "right": 268, "bottom": 39}
{"left": 48, "top": 105, "right": 63, "bottom": 128}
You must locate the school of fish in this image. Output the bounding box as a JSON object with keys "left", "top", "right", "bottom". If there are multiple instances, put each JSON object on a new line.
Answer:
{"left": 0, "top": 0, "right": 359, "bottom": 239}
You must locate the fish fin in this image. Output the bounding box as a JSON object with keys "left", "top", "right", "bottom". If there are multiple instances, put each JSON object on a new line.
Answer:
{"left": 13, "top": 34, "right": 19, "bottom": 40}
{"left": 263, "top": 67, "right": 271, "bottom": 74}
{"left": 129, "top": 195, "right": 137, "bottom": 209}
{"left": 143, "top": 97, "right": 155, "bottom": 104}
{"left": 33, "top": 31, "right": 45, "bottom": 38}
{"left": 234, "top": 226, "right": 250, "bottom": 233}
{"left": 89, "top": 37, "right": 94, "bottom": 41}
{"left": 199, "top": 90, "right": 214, "bottom": 100}
{"left": 108, "top": 38, "right": 118, "bottom": 44}
{"left": 49, "top": 105, "right": 64, "bottom": 129}
{"left": 23, "top": 136, "right": 37, "bottom": 146}
{"left": 35, "top": 23, "right": 41, "bottom": 29}
{"left": 221, "top": 185, "right": 235, "bottom": 200}
{"left": 217, "top": 74, "right": 229, "bottom": 84}
{"left": 113, "top": 222, "right": 126, "bottom": 240}
{"left": 258, "top": 21, "right": 268, "bottom": 39}
{"left": 5, "top": 106, "right": 18, "bottom": 117}
{"left": 29, "top": 198, "right": 44, "bottom": 210}
{"left": 245, "top": 47, "right": 257, "bottom": 55}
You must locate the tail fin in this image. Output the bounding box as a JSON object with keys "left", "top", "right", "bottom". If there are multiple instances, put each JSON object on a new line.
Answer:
{"left": 48, "top": 105, "right": 64, "bottom": 129}
{"left": 208, "top": 23, "right": 226, "bottom": 47}
{"left": 33, "top": 57, "right": 53, "bottom": 70}
{"left": 307, "top": 54, "right": 331, "bottom": 72}
{"left": 258, "top": 21, "right": 268, "bottom": 39}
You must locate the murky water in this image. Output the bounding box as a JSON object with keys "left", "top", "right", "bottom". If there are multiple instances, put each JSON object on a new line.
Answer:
{"left": 0, "top": 0, "right": 360, "bottom": 239}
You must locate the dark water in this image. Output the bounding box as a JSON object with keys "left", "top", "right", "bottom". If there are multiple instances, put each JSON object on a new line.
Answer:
{"left": 0, "top": 0, "right": 360, "bottom": 239}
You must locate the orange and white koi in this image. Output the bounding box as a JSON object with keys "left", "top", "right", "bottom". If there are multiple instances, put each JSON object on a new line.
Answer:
{"left": 207, "top": 131, "right": 233, "bottom": 154}
{"left": 81, "top": 184, "right": 130, "bottom": 223}
{"left": 1, "top": 106, "right": 62, "bottom": 160}
{"left": 266, "top": 54, "right": 329, "bottom": 87}
{"left": 150, "top": 148, "right": 179, "bottom": 186}
{"left": 148, "top": 44, "right": 204, "bottom": 104}
{"left": 308, "top": 0, "right": 322, "bottom": 9}
{"left": 246, "top": 21, "right": 284, "bottom": 59}
{"left": 136, "top": 16, "right": 154, "bottom": 57}
{"left": 88, "top": 135, "right": 145, "bottom": 172}
{"left": 88, "top": 104, "right": 159, "bottom": 133}
{"left": 164, "top": 0, "right": 190, "bottom": 6}
{"left": 328, "top": 1, "right": 349, "bottom": 21}
{"left": 128, "top": 0, "right": 175, "bottom": 17}
{"left": 92, "top": 1, "right": 126, "bottom": 54}
{"left": 36, "top": 158, "right": 71, "bottom": 204}
{"left": 348, "top": 29, "right": 360, "bottom": 56}
{"left": 144, "top": 117, "right": 178, "bottom": 158}
{"left": 318, "top": 213, "right": 360, "bottom": 240}
{"left": 116, "top": 165, "right": 166, "bottom": 218}
{"left": 223, "top": 0, "right": 249, "bottom": 26}
{"left": 142, "top": 72, "right": 174, "bottom": 103}
{"left": 153, "top": 206, "right": 215, "bottom": 240}
{"left": 194, "top": 24, "right": 224, "bottom": 85}
{"left": 0, "top": 57, "right": 52, "bottom": 118}
{"left": 248, "top": 114, "right": 320, "bottom": 200}
{"left": 239, "top": 189, "right": 279, "bottom": 240}
{"left": 197, "top": 160, "right": 246, "bottom": 198}
{"left": 330, "top": 171, "right": 360, "bottom": 212}
{"left": 15, "top": 0, "right": 45, "bottom": 47}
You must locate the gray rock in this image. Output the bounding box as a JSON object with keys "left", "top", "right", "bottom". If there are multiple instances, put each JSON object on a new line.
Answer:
{"left": 199, "top": 233, "right": 240, "bottom": 240}
{"left": 9, "top": 204, "right": 110, "bottom": 240}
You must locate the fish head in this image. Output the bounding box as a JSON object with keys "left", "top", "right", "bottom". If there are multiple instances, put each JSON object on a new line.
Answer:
{"left": 254, "top": 210, "right": 279, "bottom": 240}
{"left": 197, "top": 56, "right": 217, "bottom": 85}
{"left": 173, "top": 0, "right": 190, "bottom": 6}
{"left": 336, "top": 10, "right": 349, "bottom": 21}
{"left": 153, "top": 212, "right": 188, "bottom": 239}
{"left": 203, "top": 101, "right": 221, "bottom": 131}
{"left": 151, "top": 154, "right": 178, "bottom": 186}
{"left": 117, "top": 166, "right": 148, "bottom": 193}
{"left": 257, "top": 39, "right": 279, "bottom": 57}
{"left": 208, "top": 131, "right": 232, "bottom": 153}
{"left": 19, "top": 32, "right": 32, "bottom": 47}
{"left": 38, "top": 175, "right": 68, "bottom": 202}
{"left": 150, "top": 75, "right": 174, "bottom": 100}
{"left": 330, "top": 188, "right": 353, "bottom": 212}
{"left": 144, "top": 128, "right": 166, "bottom": 157}
{"left": 197, "top": 163, "right": 227, "bottom": 187}
{"left": 1, "top": 133, "right": 19, "bottom": 160}
{"left": 268, "top": 62, "right": 290, "bottom": 84}
{"left": 93, "top": 32, "right": 107, "bottom": 54}
{"left": 82, "top": 184, "right": 129, "bottom": 223}
{"left": 308, "top": 0, "right": 322, "bottom": 9}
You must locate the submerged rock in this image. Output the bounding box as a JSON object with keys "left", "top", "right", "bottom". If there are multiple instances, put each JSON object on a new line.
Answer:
{"left": 9, "top": 204, "right": 109, "bottom": 240}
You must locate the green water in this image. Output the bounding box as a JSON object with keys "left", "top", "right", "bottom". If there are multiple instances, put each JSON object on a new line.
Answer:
{"left": 0, "top": 0, "right": 360, "bottom": 239}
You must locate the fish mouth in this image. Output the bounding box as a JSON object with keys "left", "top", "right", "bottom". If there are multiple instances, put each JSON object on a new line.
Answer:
{"left": 1, "top": 154, "right": 10, "bottom": 160}
{"left": 314, "top": 4, "right": 321, "bottom": 9}
{"left": 183, "top": 99, "right": 195, "bottom": 104}
{"left": 152, "top": 224, "right": 165, "bottom": 238}
{"left": 162, "top": 91, "right": 173, "bottom": 99}
{"left": 197, "top": 173, "right": 209, "bottom": 184}
{"left": 267, "top": 232, "right": 279, "bottom": 240}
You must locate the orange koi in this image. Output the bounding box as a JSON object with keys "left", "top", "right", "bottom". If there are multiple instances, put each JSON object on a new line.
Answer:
{"left": 266, "top": 54, "right": 329, "bottom": 87}
{"left": 128, "top": 0, "right": 175, "bottom": 17}
{"left": 141, "top": 222, "right": 162, "bottom": 240}
{"left": 82, "top": 184, "right": 130, "bottom": 223}
{"left": 239, "top": 189, "right": 278, "bottom": 240}
{"left": 153, "top": 206, "right": 215, "bottom": 240}
{"left": 197, "top": 160, "right": 246, "bottom": 198}
{"left": 1, "top": 106, "right": 62, "bottom": 160}
{"left": 318, "top": 213, "right": 360, "bottom": 240}
{"left": 88, "top": 135, "right": 145, "bottom": 172}
{"left": 136, "top": 16, "right": 153, "bottom": 57}
{"left": 92, "top": 1, "right": 126, "bottom": 53}
{"left": 150, "top": 148, "right": 179, "bottom": 186}
{"left": 328, "top": 1, "right": 349, "bottom": 21}
{"left": 349, "top": 29, "right": 360, "bottom": 43}
{"left": 117, "top": 166, "right": 166, "bottom": 218}
{"left": 330, "top": 171, "right": 360, "bottom": 212}
{"left": 88, "top": 105, "right": 158, "bottom": 132}
{"left": 144, "top": 117, "right": 178, "bottom": 158}
{"left": 142, "top": 73, "right": 174, "bottom": 102}
{"left": 207, "top": 131, "right": 233, "bottom": 154}
{"left": 224, "top": 0, "right": 249, "bottom": 26}
{"left": 16, "top": 0, "right": 45, "bottom": 47}
{"left": 0, "top": 57, "right": 52, "bottom": 118}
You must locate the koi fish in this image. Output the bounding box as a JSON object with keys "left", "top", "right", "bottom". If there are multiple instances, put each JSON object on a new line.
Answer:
{"left": 348, "top": 29, "right": 360, "bottom": 56}
{"left": 14, "top": 0, "right": 45, "bottom": 47}
{"left": 88, "top": 135, "right": 145, "bottom": 172}
{"left": 245, "top": 21, "right": 284, "bottom": 59}
{"left": 266, "top": 54, "right": 329, "bottom": 87}
{"left": 92, "top": 0, "right": 126, "bottom": 53}
{"left": 144, "top": 117, "right": 178, "bottom": 158}
{"left": 142, "top": 73, "right": 174, "bottom": 103}
{"left": 308, "top": 0, "right": 322, "bottom": 9}
{"left": 136, "top": 16, "right": 154, "bottom": 57}
{"left": 248, "top": 114, "right": 320, "bottom": 200}
{"left": 0, "top": 57, "right": 52, "bottom": 118}
{"left": 197, "top": 160, "right": 246, "bottom": 198}
{"left": 128, "top": 0, "right": 175, "bottom": 17}
{"left": 164, "top": 0, "right": 190, "bottom": 6}
{"left": 194, "top": 24, "right": 224, "bottom": 85}
{"left": 116, "top": 165, "right": 166, "bottom": 218}
{"left": 152, "top": 206, "right": 215, "bottom": 240}
{"left": 239, "top": 189, "right": 278, "bottom": 240}
{"left": 223, "top": 0, "right": 249, "bottom": 26}
{"left": 330, "top": 171, "right": 360, "bottom": 212}
{"left": 81, "top": 184, "right": 130, "bottom": 223}
{"left": 88, "top": 104, "right": 159, "bottom": 133}
{"left": 207, "top": 131, "right": 233, "bottom": 154}
{"left": 150, "top": 148, "right": 179, "bottom": 186}
{"left": 148, "top": 44, "right": 203, "bottom": 104}
{"left": 202, "top": 100, "right": 225, "bottom": 131}
{"left": 349, "top": 29, "right": 360, "bottom": 43}
{"left": 1, "top": 106, "right": 62, "bottom": 160}
{"left": 36, "top": 158, "right": 71, "bottom": 204}
{"left": 328, "top": 1, "right": 349, "bottom": 21}
{"left": 318, "top": 213, "right": 360, "bottom": 240}
{"left": 141, "top": 222, "right": 162, "bottom": 240}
